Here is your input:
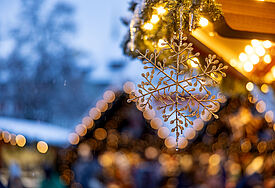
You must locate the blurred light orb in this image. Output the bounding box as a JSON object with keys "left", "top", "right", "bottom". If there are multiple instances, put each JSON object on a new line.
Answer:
{"left": 246, "top": 82, "right": 254, "bottom": 91}
{"left": 82, "top": 116, "right": 94, "bottom": 129}
{"left": 265, "top": 110, "right": 274, "bottom": 123}
{"left": 241, "top": 139, "right": 251, "bottom": 153}
{"left": 180, "top": 155, "right": 193, "bottom": 171}
{"left": 256, "top": 100, "right": 266, "bottom": 113}
{"left": 89, "top": 107, "right": 101, "bottom": 120}
{"left": 255, "top": 46, "right": 265, "bottom": 56}
{"left": 150, "top": 118, "right": 163, "bottom": 129}
{"left": 143, "top": 23, "right": 153, "bottom": 30}
{"left": 208, "top": 165, "right": 220, "bottom": 175}
{"left": 193, "top": 118, "right": 204, "bottom": 131}
{"left": 199, "top": 17, "right": 208, "bottom": 27}
{"left": 96, "top": 100, "right": 108, "bottom": 112}
{"left": 184, "top": 127, "right": 196, "bottom": 140}
{"left": 257, "top": 141, "right": 267, "bottom": 153}
{"left": 143, "top": 109, "right": 156, "bottom": 120}
{"left": 246, "top": 156, "right": 264, "bottom": 175}
{"left": 245, "top": 45, "right": 253, "bottom": 54}
{"left": 261, "top": 84, "right": 269, "bottom": 93}
{"left": 37, "top": 141, "right": 48, "bottom": 154}
{"left": 123, "top": 81, "right": 135, "bottom": 94}
{"left": 229, "top": 162, "right": 241, "bottom": 175}
{"left": 210, "top": 102, "right": 220, "bottom": 113}
{"left": 99, "top": 152, "right": 114, "bottom": 167}
{"left": 150, "top": 14, "right": 160, "bottom": 24}
{"left": 16, "top": 135, "right": 26, "bottom": 147}
{"left": 251, "top": 39, "right": 260, "bottom": 47}
{"left": 68, "top": 133, "right": 79, "bottom": 145}
{"left": 178, "top": 137, "right": 188, "bottom": 149}
{"left": 250, "top": 54, "right": 259, "bottom": 64}
{"left": 157, "top": 127, "right": 170, "bottom": 139}
{"left": 217, "top": 92, "right": 227, "bottom": 103}
{"left": 78, "top": 143, "right": 91, "bottom": 158}
{"left": 239, "top": 53, "right": 247, "bottom": 62}
{"left": 157, "top": 6, "right": 166, "bottom": 15}
{"left": 164, "top": 136, "right": 176, "bottom": 148}
{"left": 263, "top": 40, "right": 272, "bottom": 48}
{"left": 75, "top": 124, "right": 87, "bottom": 137}
{"left": 94, "top": 128, "right": 107, "bottom": 140}
{"left": 2, "top": 131, "right": 11, "bottom": 143}
{"left": 209, "top": 154, "right": 221, "bottom": 166}
{"left": 264, "top": 54, "right": 272, "bottom": 64}
{"left": 145, "top": 147, "right": 158, "bottom": 159}
{"left": 103, "top": 90, "right": 115, "bottom": 103}
{"left": 244, "top": 62, "right": 253, "bottom": 72}
{"left": 10, "top": 134, "right": 16, "bottom": 146}
{"left": 201, "top": 110, "right": 212, "bottom": 122}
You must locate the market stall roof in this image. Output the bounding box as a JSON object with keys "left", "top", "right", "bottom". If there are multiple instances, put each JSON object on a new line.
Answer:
{"left": 0, "top": 117, "right": 70, "bottom": 146}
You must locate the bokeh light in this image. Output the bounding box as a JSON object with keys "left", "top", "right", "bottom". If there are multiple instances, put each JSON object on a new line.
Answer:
{"left": 15, "top": 134, "right": 26, "bottom": 147}
{"left": 37, "top": 141, "right": 48, "bottom": 154}
{"left": 94, "top": 128, "right": 107, "bottom": 140}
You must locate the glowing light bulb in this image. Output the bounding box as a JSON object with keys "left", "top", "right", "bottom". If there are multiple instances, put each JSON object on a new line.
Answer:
{"left": 246, "top": 82, "right": 254, "bottom": 91}
{"left": 239, "top": 53, "right": 247, "bottom": 62}
{"left": 250, "top": 54, "right": 259, "bottom": 64}
{"left": 143, "top": 23, "right": 153, "bottom": 30}
{"left": 245, "top": 45, "right": 253, "bottom": 54}
{"left": 244, "top": 62, "right": 253, "bottom": 72}
{"left": 255, "top": 46, "right": 265, "bottom": 56}
{"left": 251, "top": 39, "right": 261, "bottom": 47}
{"left": 150, "top": 14, "right": 160, "bottom": 24}
{"left": 199, "top": 17, "right": 208, "bottom": 27}
{"left": 157, "top": 6, "right": 166, "bottom": 15}
{"left": 37, "top": 141, "right": 48, "bottom": 154}
{"left": 261, "top": 84, "right": 269, "bottom": 93}
{"left": 264, "top": 54, "right": 271, "bottom": 64}
{"left": 263, "top": 40, "right": 272, "bottom": 48}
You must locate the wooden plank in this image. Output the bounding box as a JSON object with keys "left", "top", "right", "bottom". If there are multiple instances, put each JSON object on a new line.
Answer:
{"left": 217, "top": 0, "right": 275, "bottom": 34}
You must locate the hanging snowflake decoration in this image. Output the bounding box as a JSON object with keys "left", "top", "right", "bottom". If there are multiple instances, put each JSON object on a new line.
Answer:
{"left": 127, "top": 26, "right": 228, "bottom": 146}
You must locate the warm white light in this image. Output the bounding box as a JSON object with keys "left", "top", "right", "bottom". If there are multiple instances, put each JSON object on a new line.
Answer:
{"left": 143, "top": 23, "right": 153, "bottom": 30}
{"left": 264, "top": 54, "right": 272, "bottom": 64}
{"left": 250, "top": 54, "right": 259, "bottom": 64}
{"left": 261, "top": 84, "right": 269, "bottom": 93}
{"left": 151, "top": 14, "right": 160, "bottom": 24}
{"left": 246, "top": 82, "right": 254, "bottom": 91}
{"left": 245, "top": 45, "right": 254, "bottom": 54}
{"left": 255, "top": 46, "right": 265, "bottom": 56}
{"left": 158, "top": 39, "right": 166, "bottom": 47}
{"left": 251, "top": 39, "right": 261, "bottom": 47}
{"left": 239, "top": 53, "right": 248, "bottom": 62}
{"left": 37, "top": 141, "right": 48, "bottom": 154}
{"left": 199, "top": 17, "right": 208, "bottom": 27}
{"left": 244, "top": 62, "right": 253, "bottom": 72}
{"left": 157, "top": 6, "right": 166, "bottom": 15}
{"left": 263, "top": 40, "right": 272, "bottom": 48}
{"left": 272, "top": 66, "right": 275, "bottom": 77}
{"left": 191, "top": 57, "right": 199, "bottom": 68}
{"left": 256, "top": 100, "right": 266, "bottom": 113}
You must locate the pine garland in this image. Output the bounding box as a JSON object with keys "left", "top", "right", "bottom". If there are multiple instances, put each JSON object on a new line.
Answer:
{"left": 122, "top": 0, "right": 223, "bottom": 58}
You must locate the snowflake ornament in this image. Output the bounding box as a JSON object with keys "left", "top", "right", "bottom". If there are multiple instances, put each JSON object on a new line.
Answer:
{"left": 127, "top": 31, "right": 228, "bottom": 146}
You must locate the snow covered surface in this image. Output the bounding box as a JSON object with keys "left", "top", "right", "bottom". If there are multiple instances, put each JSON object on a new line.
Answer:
{"left": 0, "top": 117, "right": 70, "bottom": 146}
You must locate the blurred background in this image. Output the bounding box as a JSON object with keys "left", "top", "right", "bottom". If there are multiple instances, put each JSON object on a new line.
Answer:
{"left": 0, "top": 0, "right": 274, "bottom": 188}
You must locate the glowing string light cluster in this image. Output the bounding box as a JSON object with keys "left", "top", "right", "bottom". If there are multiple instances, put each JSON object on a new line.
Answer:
{"left": 68, "top": 90, "right": 116, "bottom": 145}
